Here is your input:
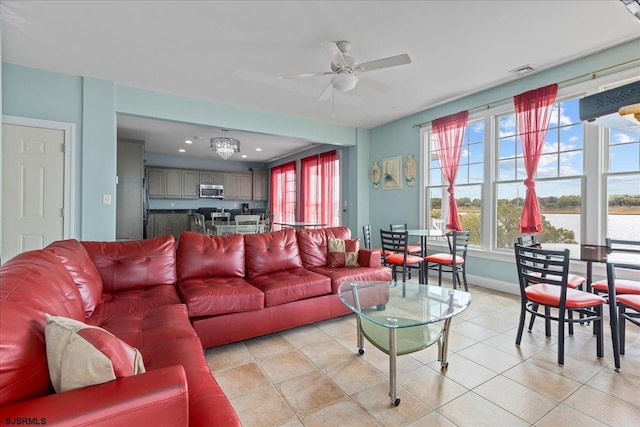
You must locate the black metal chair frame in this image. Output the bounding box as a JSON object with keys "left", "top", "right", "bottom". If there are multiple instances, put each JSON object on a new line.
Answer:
{"left": 424, "top": 230, "right": 470, "bottom": 291}
{"left": 514, "top": 243, "right": 604, "bottom": 365}
{"left": 379, "top": 229, "right": 422, "bottom": 284}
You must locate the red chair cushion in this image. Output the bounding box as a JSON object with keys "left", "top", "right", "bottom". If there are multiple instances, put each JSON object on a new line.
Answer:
{"left": 385, "top": 253, "right": 424, "bottom": 266}
{"left": 591, "top": 279, "right": 640, "bottom": 294}
{"left": 529, "top": 273, "right": 585, "bottom": 289}
{"left": 525, "top": 284, "right": 606, "bottom": 308}
{"left": 617, "top": 294, "right": 640, "bottom": 311}
{"left": 424, "top": 253, "right": 465, "bottom": 265}
{"left": 400, "top": 245, "right": 422, "bottom": 254}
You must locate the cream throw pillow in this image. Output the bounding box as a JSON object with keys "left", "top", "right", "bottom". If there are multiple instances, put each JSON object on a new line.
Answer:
{"left": 45, "top": 314, "right": 145, "bottom": 393}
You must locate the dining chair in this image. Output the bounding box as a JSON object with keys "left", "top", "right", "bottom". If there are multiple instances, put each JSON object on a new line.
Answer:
{"left": 516, "top": 235, "right": 587, "bottom": 333}
{"left": 424, "top": 230, "right": 470, "bottom": 291}
{"left": 262, "top": 212, "right": 274, "bottom": 233}
{"left": 193, "top": 213, "right": 208, "bottom": 234}
{"left": 379, "top": 229, "right": 424, "bottom": 284}
{"left": 591, "top": 238, "right": 640, "bottom": 298}
{"left": 389, "top": 224, "right": 422, "bottom": 254}
{"left": 363, "top": 224, "right": 393, "bottom": 261}
{"left": 617, "top": 294, "right": 640, "bottom": 356}
{"left": 514, "top": 243, "right": 606, "bottom": 365}
{"left": 234, "top": 215, "right": 261, "bottom": 235}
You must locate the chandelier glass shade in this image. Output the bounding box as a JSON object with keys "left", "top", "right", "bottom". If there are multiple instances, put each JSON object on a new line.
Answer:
{"left": 210, "top": 130, "right": 240, "bottom": 159}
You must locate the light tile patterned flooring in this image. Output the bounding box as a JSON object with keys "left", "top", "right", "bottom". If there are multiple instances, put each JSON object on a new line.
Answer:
{"left": 205, "top": 280, "right": 640, "bottom": 426}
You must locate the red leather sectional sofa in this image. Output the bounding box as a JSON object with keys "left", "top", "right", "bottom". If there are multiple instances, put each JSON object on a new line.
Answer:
{"left": 0, "top": 226, "right": 390, "bottom": 426}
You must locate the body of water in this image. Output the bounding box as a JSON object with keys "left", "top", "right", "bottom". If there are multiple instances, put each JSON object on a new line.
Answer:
{"left": 543, "top": 214, "right": 640, "bottom": 242}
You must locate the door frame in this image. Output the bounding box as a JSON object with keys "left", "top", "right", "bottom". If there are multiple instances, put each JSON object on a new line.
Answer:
{"left": 2, "top": 115, "right": 76, "bottom": 241}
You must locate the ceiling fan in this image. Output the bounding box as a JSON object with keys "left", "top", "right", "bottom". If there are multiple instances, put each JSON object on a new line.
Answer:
{"left": 280, "top": 41, "right": 411, "bottom": 101}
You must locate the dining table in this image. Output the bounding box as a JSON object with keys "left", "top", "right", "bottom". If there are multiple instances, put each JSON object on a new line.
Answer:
{"left": 273, "top": 221, "right": 326, "bottom": 230}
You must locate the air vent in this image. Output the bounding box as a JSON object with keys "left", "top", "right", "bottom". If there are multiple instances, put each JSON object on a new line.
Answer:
{"left": 510, "top": 65, "right": 535, "bottom": 76}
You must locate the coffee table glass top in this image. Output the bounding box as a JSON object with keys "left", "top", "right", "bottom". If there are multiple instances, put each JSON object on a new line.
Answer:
{"left": 338, "top": 281, "right": 472, "bottom": 329}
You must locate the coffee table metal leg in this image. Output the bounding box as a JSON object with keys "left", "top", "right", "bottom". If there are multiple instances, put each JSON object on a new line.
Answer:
{"left": 439, "top": 318, "right": 452, "bottom": 369}
{"left": 389, "top": 326, "right": 400, "bottom": 406}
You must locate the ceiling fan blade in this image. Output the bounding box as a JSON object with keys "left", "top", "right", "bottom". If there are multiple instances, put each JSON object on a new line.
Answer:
{"left": 356, "top": 54, "right": 411, "bottom": 73}
{"left": 278, "top": 71, "right": 334, "bottom": 79}
{"left": 321, "top": 42, "right": 347, "bottom": 68}
{"left": 318, "top": 82, "right": 333, "bottom": 102}
{"left": 357, "top": 76, "right": 390, "bottom": 93}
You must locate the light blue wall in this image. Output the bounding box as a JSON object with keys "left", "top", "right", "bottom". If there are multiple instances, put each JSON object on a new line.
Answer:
{"left": 82, "top": 78, "right": 117, "bottom": 239}
{"left": 2, "top": 63, "right": 362, "bottom": 240}
{"left": 368, "top": 38, "right": 640, "bottom": 286}
{"left": 2, "top": 64, "right": 84, "bottom": 235}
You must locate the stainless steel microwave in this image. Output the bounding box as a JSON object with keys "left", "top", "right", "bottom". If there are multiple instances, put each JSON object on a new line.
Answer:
{"left": 199, "top": 184, "right": 224, "bottom": 199}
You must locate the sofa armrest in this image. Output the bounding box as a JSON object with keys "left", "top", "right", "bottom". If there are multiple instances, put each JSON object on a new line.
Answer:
{"left": 0, "top": 366, "right": 188, "bottom": 427}
{"left": 358, "top": 249, "right": 382, "bottom": 268}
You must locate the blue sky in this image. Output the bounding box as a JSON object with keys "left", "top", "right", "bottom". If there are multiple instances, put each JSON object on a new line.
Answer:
{"left": 429, "top": 97, "right": 640, "bottom": 200}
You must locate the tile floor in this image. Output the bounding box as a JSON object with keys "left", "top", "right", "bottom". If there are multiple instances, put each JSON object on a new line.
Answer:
{"left": 205, "top": 280, "right": 640, "bottom": 427}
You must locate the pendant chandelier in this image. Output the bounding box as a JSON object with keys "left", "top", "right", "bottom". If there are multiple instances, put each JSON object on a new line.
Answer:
{"left": 210, "top": 129, "right": 240, "bottom": 160}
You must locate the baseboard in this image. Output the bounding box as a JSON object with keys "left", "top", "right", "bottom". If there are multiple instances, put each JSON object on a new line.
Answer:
{"left": 424, "top": 270, "right": 518, "bottom": 296}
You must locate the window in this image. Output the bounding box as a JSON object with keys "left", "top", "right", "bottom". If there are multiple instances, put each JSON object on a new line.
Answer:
{"left": 426, "top": 120, "right": 484, "bottom": 245}
{"left": 300, "top": 150, "right": 340, "bottom": 227}
{"left": 495, "top": 97, "right": 584, "bottom": 248}
{"left": 606, "top": 126, "right": 640, "bottom": 241}
{"left": 269, "top": 161, "right": 296, "bottom": 225}
{"left": 422, "top": 70, "right": 638, "bottom": 255}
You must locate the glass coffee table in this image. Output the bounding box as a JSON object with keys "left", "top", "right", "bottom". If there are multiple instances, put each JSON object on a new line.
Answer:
{"left": 338, "top": 281, "right": 472, "bottom": 406}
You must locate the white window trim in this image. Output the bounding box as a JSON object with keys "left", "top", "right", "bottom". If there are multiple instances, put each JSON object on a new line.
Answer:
{"left": 420, "top": 67, "right": 640, "bottom": 259}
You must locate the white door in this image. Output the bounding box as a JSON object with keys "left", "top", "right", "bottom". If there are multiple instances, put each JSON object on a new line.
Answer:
{"left": 2, "top": 124, "right": 65, "bottom": 263}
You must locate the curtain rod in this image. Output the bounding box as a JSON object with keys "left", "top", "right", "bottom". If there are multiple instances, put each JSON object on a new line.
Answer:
{"left": 412, "top": 58, "right": 640, "bottom": 129}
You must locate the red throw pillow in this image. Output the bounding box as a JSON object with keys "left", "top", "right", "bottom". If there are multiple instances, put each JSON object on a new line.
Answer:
{"left": 328, "top": 238, "right": 359, "bottom": 268}
{"left": 44, "top": 314, "right": 146, "bottom": 393}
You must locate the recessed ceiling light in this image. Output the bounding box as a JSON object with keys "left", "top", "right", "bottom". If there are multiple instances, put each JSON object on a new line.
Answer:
{"left": 178, "top": 149, "right": 186, "bottom": 153}
{"left": 256, "top": 148, "right": 262, "bottom": 151}
{"left": 185, "top": 140, "right": 193, "bottom": 144}
{"left": 241, "top": 155, "right": 247, "bottom": 158}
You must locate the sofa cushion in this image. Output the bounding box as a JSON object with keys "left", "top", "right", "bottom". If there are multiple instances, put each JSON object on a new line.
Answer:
{"left": 177, "top": 232, "right": 245, "bottom": 281}
{"left": 47, "top": 239, "right": 104, "bottom": 317}
{"left": 328, "top": 238, "right": 360, "bottom": 268}
{"left": 82, "top": 235, "right": 176, "bottom": 293}
{"left": 45, "top": 314, "right": 146, "bottom": 393}
{"left": 0, "top": 249, "right": 85, "bottom": 321}
{"left": 297, "top": 226, "right": 351, "bottom": 269}
{"left": 244, "top": 229, "right": 302, "bottom": 278}
{"left": 247, "top": 268, "right": 331, "bottom": 307}
{"left": 178, "top": 277, "right": 264, "bottom": 317}
{"left": 310, "top": 266, "right": 393, "bottom": 293}
{"left": 87, "top": 301, "right": 196, "bottom": 347}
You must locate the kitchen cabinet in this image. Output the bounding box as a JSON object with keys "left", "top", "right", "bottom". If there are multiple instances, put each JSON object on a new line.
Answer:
{"left": 146, "top": 167, "right": 200, "bottom": 199}
{"left": 164, "top": 169, "right": 182, "bottom": 198}
{"left": 182, "top": 170, "right": 199, "bottom": 198}
{"left": 199, "top": 171, "right": 223, "bottom": 185}
{"left": 223, "top": 173, "right": 253, "bottom": 200}
{"left": 147, "top": 168, "right": 165, "bottom": 198}
{"left": 148, "top": 213, "right": 188, "bottom": 239}
{"left": 251, "top": 168, "right": 267, "bottom": 201}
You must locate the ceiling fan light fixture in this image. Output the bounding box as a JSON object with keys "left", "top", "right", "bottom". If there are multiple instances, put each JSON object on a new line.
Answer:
{"left": 331, "top": 73, "right": 358, "bottom": 92}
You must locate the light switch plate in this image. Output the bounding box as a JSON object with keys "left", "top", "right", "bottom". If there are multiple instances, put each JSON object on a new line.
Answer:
{"left": 102, "top": 194, "right": 112, "bottom": 205}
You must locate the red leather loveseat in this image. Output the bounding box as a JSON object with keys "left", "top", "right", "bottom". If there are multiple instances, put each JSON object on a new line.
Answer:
{"left": 0, "top": 236, "right": 239, "bottom": 427}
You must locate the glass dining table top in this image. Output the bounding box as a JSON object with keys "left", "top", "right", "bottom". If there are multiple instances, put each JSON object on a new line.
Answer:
{"left": 338, "top": 281, "right": 472, "bottom": 329}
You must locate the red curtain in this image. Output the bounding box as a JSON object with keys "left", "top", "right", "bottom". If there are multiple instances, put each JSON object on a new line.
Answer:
{"left": 269, "top": 161, "right": 297, "bottom": 225}
{"left": 432, "top": 111, "right": 469, "bottom": 231}
{"left": 514, "top": 84, "right": 558, "bottom": 233}
{"left": 300, "top": 150, "right": 339, "bottom": 227}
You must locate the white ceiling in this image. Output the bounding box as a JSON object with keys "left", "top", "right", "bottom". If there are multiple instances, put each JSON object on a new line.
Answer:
{"left": 2, "top": 1, "right": 639, "bottom": 162}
